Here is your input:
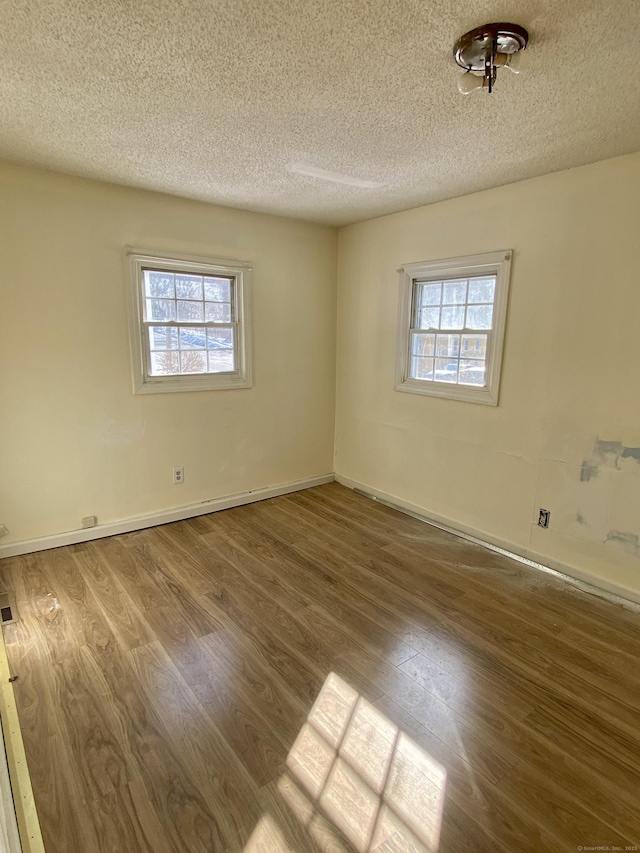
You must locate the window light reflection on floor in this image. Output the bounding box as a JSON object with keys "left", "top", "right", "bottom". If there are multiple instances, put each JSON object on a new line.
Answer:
{"left": 244, "top": 672, "right": 447, "bottom": 852}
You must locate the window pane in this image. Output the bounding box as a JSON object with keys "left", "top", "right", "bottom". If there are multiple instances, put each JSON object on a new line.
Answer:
{"left": 461, "top": 334, "right": 487, "bottom": 358}
{"left": 205, "top": 302, "right": 232, "bottom": 323}
{"left": 146, "top": 299, "right": 176, "bottom": 322}
{"left": 435, "top": 334, "right": 460, "bottom": 357}
{"left": 398, "top": 252, "right": 508, "bottom": 401}
{"left": 180, "top": 350, "right": 207, "bottom": 373}
{"left": 466, "top": 304, "right": 493, "bottom": 329}
{"left": 144, "top": 271, "right": 174, "bottom": 298}
{"left": 177, "top": 300, "right": 204, "bottom": 322}
{"left": 208, "top": 349, "right": 234, "bottom": 373}
{"left": 459, "top": 359, "right": 486, "bottom": 386}
{"left": 411, "top": 357, "right": 434, "bottom": 380}
{"left": 440, "top": 306, "right": 464, "bottom": 329}
{"left": 149, "top": 326, "right": 178, "bottom": 350}
{"left": 149, "top": 351, "right": 179, "bottom": 375}
{"left": 175, "top": 274, "right": 203, "bottom": 300}
{"left": 411, "top": 333, "right": 435, "bottom": 357}
{"left": 179, "top": 327, "right": 206, "bottom": 349}
{"left": 435, "top": 358, "right": 458, "bottom": 382}
{"left": 204, "top": 277, "right": 232, "bottom": 302}
{"left": 468, "top": 277, "right": 495, "bottom": 303}
{"left": 417, "top": 307, "right": 440, "bottom": 330}
{"left": 207, "top": 328, "right": 234, "bottom": 350}
{"left": 442, "top": 280, "right": 467, "bottom": 305}
{"left": 132, "top": 253, "right": 250, "bottom": 392}
{"left": 418, "top": 282, "right": 442, "bottom": 306}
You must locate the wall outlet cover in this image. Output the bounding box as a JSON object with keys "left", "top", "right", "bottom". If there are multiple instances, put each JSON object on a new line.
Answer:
{"left": 538, "top": 509, "right": 551, "bottom": 529}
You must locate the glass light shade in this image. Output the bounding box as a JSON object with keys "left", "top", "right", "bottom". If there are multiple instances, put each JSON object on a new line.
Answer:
{"left": 504, "top": 50, "right": 525, "bottom": 73}
{"left": 457, "top": 72, "right": 485, "bottom": 95}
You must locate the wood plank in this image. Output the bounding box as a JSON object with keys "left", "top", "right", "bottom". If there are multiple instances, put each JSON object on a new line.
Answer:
{"left": 200, "top": 517, "right": 425, "bottom": 667}
{"left": 221, "top": 503, "right": 446, "bottom": 632}
{"left": 292, "top": 605, "right": 517, "bottom": 783}
{"left": 127, "top": 640, "right": 263, "bottom": 848}
{"left": 371, "top": 695, "right": 561, "bottom": 853}
{"left": 72, "top": 543, "right": 158, "bottom": 652}
{"left": 202, "top": 574, "right": 384, "bottom": 706}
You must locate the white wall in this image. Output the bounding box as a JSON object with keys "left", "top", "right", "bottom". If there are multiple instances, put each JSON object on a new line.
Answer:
{"left": 335, "top": 152, "right": 640, "bottom": 600}
{"left": 0, "top": 163, "right": 337, "bottom": 545}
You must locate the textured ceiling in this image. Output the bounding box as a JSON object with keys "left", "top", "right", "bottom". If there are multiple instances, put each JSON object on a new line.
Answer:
{"left": 1, "top": 0, "right": 639, "bottom": 226}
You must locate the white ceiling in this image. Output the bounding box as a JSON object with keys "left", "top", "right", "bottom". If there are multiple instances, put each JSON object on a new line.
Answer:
{"left": 1, "top": 0, "right": 639, "bottom": 226}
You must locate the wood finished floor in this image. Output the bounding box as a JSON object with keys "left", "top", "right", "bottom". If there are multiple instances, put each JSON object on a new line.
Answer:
{"left": 1, "top": 483, "right": 640, "bottom": 852}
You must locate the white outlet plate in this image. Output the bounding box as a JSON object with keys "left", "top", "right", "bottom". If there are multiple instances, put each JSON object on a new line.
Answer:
{"left": 0, "top": 524, "right": 8, "bottom": 538}
{"left": 173, "top": 467, "right": 184, "bottom": 484}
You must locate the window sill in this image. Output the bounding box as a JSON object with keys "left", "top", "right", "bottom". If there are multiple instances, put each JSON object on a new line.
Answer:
{"left": 395, "top": 377, "right": 498, "bottom": 405}
{"left": 134, "top": 373, "right": 253, "bottom": 394}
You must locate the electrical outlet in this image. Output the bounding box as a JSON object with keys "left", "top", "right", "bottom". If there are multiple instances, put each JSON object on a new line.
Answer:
{"left": 538, "top": 508, "right": 550, "bottom": 529}
{"left": 0, "top": 524, "right": 8, "bottom": 538}
{"left": 82, "top": 516, "right": 97, "bottom": 529}
{"left": 172, "top": 466, "right": 184, "bottom": 485}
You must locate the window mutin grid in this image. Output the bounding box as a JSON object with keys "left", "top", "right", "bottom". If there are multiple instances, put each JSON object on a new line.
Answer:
{"left": 142, "top": 268, "right": 236, "bottom": 377}
{"left": 395, "top": 250, "right": 512, "bottom": 405}
{"left": 126, "top": 250, "right": 252, "bottom": 394}
{"left": 409, "top": 274, "right": 497, "bottom": 388}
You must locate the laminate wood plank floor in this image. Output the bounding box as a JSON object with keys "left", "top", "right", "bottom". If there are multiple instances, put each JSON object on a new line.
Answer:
{"left": 1, "top": 482, "right": 640, "bottom": 852}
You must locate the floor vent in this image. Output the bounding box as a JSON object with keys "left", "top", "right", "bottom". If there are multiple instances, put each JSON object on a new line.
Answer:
{"left": 0, "top": 593, "right": 16, "bottom": 625}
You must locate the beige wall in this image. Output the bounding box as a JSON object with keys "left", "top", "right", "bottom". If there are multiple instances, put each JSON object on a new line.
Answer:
{"left": 2, "top": 154, "right": 640, "bottom": 601}
{"left": 335, "top": 152, "right": 640, "bottom": 600}
{"left": 0, "top": 163, "right": 337, "bottom": 544}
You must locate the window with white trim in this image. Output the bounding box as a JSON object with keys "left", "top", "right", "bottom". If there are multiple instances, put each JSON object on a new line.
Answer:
{"left": 395, "top": 250, "right": 511, "bottom": 405}
{"left": 127, "top": 250, "right": 252, "bottom": 394}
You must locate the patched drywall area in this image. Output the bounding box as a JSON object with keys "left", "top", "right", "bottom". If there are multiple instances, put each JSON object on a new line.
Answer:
{"left": 581, "top": 442, "right": 640, "bottom": 550}
{"left": 336, "top": 152, "right": 640, "bottom": 600}
{"left": 533, "top": 437, "right": 640, "bottom": 578}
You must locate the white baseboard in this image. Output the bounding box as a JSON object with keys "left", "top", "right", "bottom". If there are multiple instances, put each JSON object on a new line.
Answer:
{"left": 4, "top": 470, "right": 639, "bottom": 611}
{"left": 0, "top": 474, "right": 334, "bottom": 560}
{"left": 335, "top": 474, "right": 640, "bottom": 610}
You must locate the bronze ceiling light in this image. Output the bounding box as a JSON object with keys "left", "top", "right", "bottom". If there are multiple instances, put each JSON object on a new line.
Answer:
{"left": 453, "top": 22, "right": 529, "bottom": 94}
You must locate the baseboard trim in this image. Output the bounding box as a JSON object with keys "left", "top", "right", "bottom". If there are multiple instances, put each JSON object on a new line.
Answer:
{"left": 5, "top": 471, "right": 639, "bottom": 610}
{"left": 0, "top": 474, "right": 335, "bottom": 559}
{"left": 335, "top": 474, "right": 640, "bottom": 610}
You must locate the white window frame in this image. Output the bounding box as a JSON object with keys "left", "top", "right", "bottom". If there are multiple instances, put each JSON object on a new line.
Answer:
{"left": 126, "top": 249, "right": 252, "bottom": 394}
{"left": 395, "top": 250, "right": 512, "bottom": 405}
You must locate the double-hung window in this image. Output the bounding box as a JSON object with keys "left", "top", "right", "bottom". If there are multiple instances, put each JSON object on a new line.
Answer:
{"left": 395, "top": 250, "right": 512, "bottom": 405}
{"left": 127, "top": 250, "right": 252, "bottom": 394}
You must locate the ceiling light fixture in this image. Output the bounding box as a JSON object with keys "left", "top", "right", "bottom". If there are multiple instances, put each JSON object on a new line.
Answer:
{"left": 453, "top": 22, "right": 528, "bottom": 95}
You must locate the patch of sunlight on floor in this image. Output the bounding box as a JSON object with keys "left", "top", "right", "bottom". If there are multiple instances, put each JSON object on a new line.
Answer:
{"left": 243, "top": 814, "right": 295, "bottom": 852}
{"left": 244, "top": 671, "right": 447, "bottom": 852}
